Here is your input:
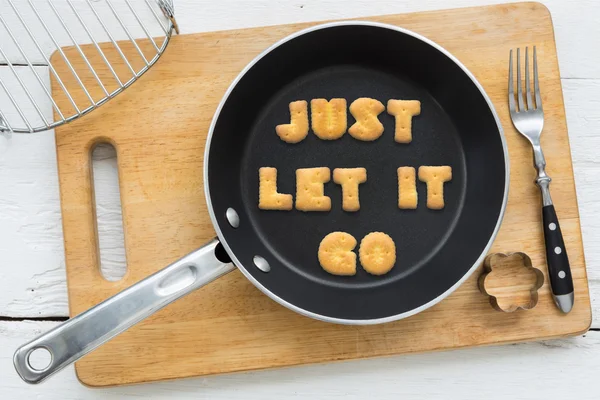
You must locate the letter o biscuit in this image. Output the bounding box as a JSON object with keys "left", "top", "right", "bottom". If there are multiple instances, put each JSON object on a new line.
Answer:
{"left": 359, "top": 232, "right": 396, "bottom": 275}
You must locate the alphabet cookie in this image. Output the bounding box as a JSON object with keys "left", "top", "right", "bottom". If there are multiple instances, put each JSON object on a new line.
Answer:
{"left": 348, "top": 98, "right": 385, "bottom": 141}
{"left": 387, "top": 100, "right": 421, "bottom": 143}
{"left": 397, "top": 167, "right": 417, "bottom": 209}
{"left": 311, "top": 98, "right": 347, "bottom": 140}
{"left": 296, "top": 167, "right": 332, "bottom": 212}
{"left": 276, "top": 100, "right": 309, "bottom": 143}
{"left": 258, "top": 167, "right": 293, "bottom": 210}
{"left": 359, "top": 232, "right": 396, "bottom": 275}
{"left": 333, "top": 167, "right": 367, "bottom": 212}
{"left": 318, "top": 232, "right": 358, "bottom": 276}
{"left": 418, "top": 166, "right": 452, "bottom": 209}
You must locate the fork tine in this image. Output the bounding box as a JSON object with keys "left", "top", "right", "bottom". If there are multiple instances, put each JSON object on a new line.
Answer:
{"left": 508, "top": 49, "right": 516, "bottom": 112}
{"left": 534, "top": 46, "right": 543, "bottom": 110}
{"left": 517, "top": 48, "right": 525, "bottom": 112}
{"left": 525, "top": 47, "right": 533, "bottom": 110}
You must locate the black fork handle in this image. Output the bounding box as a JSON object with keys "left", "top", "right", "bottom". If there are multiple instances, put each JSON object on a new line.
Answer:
{"left": 542, "top": 204, "right": 574, "bottom": 312}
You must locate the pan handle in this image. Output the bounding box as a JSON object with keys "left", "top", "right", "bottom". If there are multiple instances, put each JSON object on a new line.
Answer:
{"left": 13, "top": 239, "right": 235, "bottom": 384}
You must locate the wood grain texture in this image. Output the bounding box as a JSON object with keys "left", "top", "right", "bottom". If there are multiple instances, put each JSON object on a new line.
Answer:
{"left": 51, "top": 2, "right": 592, "bottom": 387}
{"left": 3, "top": 320, "right": 600, "bottom": 400}
{"left": 479, "top": 252, "right": 545, "bottom": 312}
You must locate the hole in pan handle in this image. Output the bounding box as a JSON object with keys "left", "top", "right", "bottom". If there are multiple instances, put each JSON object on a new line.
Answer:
{"left": 13, "top": 239, "right": 235, "bottom": 384}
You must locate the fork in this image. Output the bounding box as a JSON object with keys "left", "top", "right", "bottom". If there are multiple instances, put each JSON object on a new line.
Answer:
{"left": 508, "top": 46, "right": 573, "bottom": 313}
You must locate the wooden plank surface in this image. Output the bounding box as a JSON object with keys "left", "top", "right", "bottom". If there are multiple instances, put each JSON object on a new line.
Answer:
{"left": 2, "top": 320, "right": 600, "bottom": 399}
{"left": 49, "top": 2, "right": 592, "bottom": 387}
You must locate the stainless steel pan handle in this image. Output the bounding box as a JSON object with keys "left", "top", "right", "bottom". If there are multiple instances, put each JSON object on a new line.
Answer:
{"left": 13, "top": 239, "right": 235, "bottom": 384}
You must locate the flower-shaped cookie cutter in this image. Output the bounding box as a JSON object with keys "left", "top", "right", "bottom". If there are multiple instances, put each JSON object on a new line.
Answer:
{"left": 478, "top": 252, "right": 545, "bottom": 312}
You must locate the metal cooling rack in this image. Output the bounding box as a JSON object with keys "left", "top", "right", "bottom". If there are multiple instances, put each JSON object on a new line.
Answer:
{"left": 0, "top": 0, "right": 178, "bottom": 134}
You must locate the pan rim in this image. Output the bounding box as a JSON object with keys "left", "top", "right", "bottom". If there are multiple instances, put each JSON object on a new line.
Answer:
{"left": 204, "top": 20, "right": 510, "bottom": 325}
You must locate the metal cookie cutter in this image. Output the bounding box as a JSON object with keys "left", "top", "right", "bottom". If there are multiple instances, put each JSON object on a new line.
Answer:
{"left": 478, "top": 252, "right": 545, "bottom": 312}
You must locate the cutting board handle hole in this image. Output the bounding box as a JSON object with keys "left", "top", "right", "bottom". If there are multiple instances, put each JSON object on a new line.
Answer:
{"left": 91, "top": 142, "right": 127, "bottom": 282}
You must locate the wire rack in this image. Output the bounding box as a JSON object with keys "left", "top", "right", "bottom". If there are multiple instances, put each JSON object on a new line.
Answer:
{"left": 0, "top": 0, "right": 178, "bottom": 134}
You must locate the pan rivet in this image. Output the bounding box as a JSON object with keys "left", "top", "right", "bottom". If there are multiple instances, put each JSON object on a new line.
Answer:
{"left": 253, "top": 256, "right": 270, "bottom": 273}
{"left": 226, "top": 208, "right": 240, "bottom": 228}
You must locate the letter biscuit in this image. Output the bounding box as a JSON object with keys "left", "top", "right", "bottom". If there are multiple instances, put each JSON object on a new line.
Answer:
{"left": 387, "top": 100, "right": 421, "bottom": 143}
{"left": 276, "top": 100, "right": 309, "bottom": 143}
{"left": 311, "top": 98, "right": 347, "bottom": 140}
{"left": 258, "top": 167, "right": 293, "bottom": 210}
{"left": 333, "top": 168, "right": 367, "bottom": 212}
{"left": 397, "top": 167, "right": 417, "bottom": 209}
{"left": 418, "top": 166, "right": 452, "bottom": 209}
{"left": 318, "top": 232, "right": 358, "bottom": 276}
{"left": 296, "top": 167, "right": 332, "bottom": 211}
{"left": 359, "top": 232, "right": 396, "bottom": 275}
{"left": 348, "top": 98, "right": 385, "bottom": 141}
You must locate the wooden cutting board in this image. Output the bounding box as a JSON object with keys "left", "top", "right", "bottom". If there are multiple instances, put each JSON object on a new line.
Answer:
{"left": 53, "top": 2, "right": 591, "bottom": 387}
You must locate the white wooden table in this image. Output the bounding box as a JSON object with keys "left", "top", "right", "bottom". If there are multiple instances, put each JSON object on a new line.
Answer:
{"left": 1, "top": 0, "right": 599, "bottom": 398}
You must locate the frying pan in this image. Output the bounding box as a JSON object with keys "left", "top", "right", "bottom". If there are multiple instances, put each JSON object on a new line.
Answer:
{"left": 14, "top": 21, "right": 508, "bottom": 384}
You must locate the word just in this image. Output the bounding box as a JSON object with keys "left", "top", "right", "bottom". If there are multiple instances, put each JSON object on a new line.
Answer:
{"left": 276, "top": 98, "right": 421, "bottom": 143}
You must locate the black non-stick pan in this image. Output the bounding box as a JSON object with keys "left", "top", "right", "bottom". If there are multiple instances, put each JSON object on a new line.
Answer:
{"left": 15, "top": 21, "right": 508, "bottom": 384}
